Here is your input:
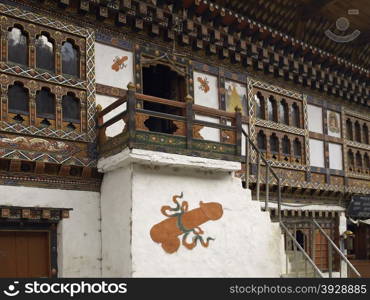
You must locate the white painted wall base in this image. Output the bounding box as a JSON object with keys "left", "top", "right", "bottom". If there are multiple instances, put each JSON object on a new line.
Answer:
{"left": 0, "top": 186, "right": 101, "bottom": 277}
{"left": 99, "top": 149, "right": 285, "bottom": 277}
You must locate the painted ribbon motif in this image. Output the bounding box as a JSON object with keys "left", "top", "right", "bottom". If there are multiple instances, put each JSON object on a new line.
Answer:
{"left": 150, "top": 193, "right": 223, "bottom": 254}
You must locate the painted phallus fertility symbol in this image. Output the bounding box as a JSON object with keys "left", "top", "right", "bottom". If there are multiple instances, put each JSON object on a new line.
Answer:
{"left": 111, "top": 56, "right": 128, "bottom": 72}
{"left": 150, "top": 193, "right": 223, "bottom": 254}
{"left": 325, "top": 9, "right": 361, "bottom": 43}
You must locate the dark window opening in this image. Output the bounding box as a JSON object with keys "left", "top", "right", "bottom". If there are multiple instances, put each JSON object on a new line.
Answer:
{"left": 363, "top": 124, "right": 369, "bottom": 144}
{"left": 20, "top": 161, "right": 35, "bottom": 173}
{"left": 142, "top": 64, "right": 185, "bottom": 134}
{"left": 270, "top": 133, "right": 279, "bottom": 153}
{"left": 346, "top": 119, "right": 353, "bottom": 140}
{"left": 348, "top": 150, "right": 354, "bottom": 171}
{"left": 62, "top": 92, "right": 80, "bottom": 123}
{"left": 355, "top": 121, "right": 361, "bottom": 143}
{"left": 36, "top": 34, "right": 54, "bottom": 72}
{"left": 292, "top": 103, "right": 300, "bottom": 128}
{"left": 268, "top": 96, "right": 277, "bottom": 122}
{"left": 355, "top": 151, "right": 362, "bottom": 168}
{"left": 295, "top": 230, "right": 305, "bottom": 251}
{"left": 36, "top": 88, "right": 55, "bottom": 119}
{"left": 282, "top": 136, "right": 290, "bottom": 155}
{"left": 255, "top": 92, "right": 265, "bottom": 119}
{"left": 293, "top": 138, "right": 302, "bottom": 157}
{"left": 8, "top": 82, "right": 29, "bottom": 115}
{"left": 61, "top": 40, "right": 79, "bottom": 77}
{"left": 257, "top": 131, "right": 266, "bottom": 151}
{"left": 280, "top": 100, "right": 289, "bottom": 125}
{"left": 364, "top": 154, "right": 370, "bottom": 170}
{"left": 8, "top": 26, "right": 28, "bottom": 66}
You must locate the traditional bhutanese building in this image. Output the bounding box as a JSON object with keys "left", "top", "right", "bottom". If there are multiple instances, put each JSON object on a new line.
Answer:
{"left": 0, "top": 0, "right": 369, "bottom": 278}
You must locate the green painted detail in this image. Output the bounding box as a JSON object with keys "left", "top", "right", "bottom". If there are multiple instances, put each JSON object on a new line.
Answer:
{"left": 164, "top": 194, "right": 215, "bottom": 250}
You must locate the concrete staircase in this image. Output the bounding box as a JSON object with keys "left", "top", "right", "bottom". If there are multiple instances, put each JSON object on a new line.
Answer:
{"left": 281, "top": 250, "right": 317, "bottom": 278}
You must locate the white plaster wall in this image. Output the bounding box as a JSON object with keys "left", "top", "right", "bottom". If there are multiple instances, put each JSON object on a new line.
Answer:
{"left": 100, "top": 166, "right": 132, "bottom": 277}
{"left": 193, "top": 71, "right": 219, "bottom": 109}
{"left": 0, "top": 185, "right": 101, "bottom": 277}
{"left": 96, "top": 94, "right": 126, "bottom": 137}
{"left": 309, "top": 138, "right": 325, "bottom": 168}
{"left": 194, "top": 114, "right": 220, "bottom": 142}
{"left": 130, "top": 164, "right": 284, "bottom": 277}
{"left": 95, "top": 42, "right": 134, "bottom": 89}
{"left": 307, "top": 104, "right": 323, "bottom": 133}
{"left": 328, "top": 142, "right": 343, "bottom": 170}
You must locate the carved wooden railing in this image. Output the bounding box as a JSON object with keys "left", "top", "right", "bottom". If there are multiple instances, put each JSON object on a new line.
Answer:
{"left": 97, "top": 83, "right": 243, "bottom": 161}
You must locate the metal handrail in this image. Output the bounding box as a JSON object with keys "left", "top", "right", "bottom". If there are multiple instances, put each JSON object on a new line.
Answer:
{"left": 280, "top": 221, "right": 324, "bottom": 278}
{"left": 241, "top": 129, "right": 282, "bottom": 221}
{"left": 312, "top": 219, "right": 361, "bottom": 278}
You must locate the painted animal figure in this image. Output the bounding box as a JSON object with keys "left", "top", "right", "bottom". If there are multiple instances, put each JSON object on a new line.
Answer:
{"left": 150, "top": 193, "right": 223, "bottom": 254}
{"left": 197, "top": 77, "right": 210, "bottom": 93}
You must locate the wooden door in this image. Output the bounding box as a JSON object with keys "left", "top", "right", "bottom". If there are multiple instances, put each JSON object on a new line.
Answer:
{"left": 314, "top": 229, "right": 329, "bottom": 270}
{"left": 0, "top": 231, "right": 50, "bottom": 278}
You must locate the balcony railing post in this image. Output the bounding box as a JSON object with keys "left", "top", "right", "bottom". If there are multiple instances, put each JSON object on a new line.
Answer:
{"left": 256, "top": 152, "right": 261, "bottom": 201}
{"left": 185, "top": 95, "right": 194, "bottom": 150}
{"left": 245, "top": 136, "right": 250, "bottom": 189}
{"left": 277, "top": 177, "right": 282, "bottom": 222}
{"left": 235, "top": 107, "right": 242, "bottom": 157}
{"left": 265, "top": 166, "right": 269, "bottom": 211}
{"left": 96, "top": 104, "right": 106, "bottom": 145}
{"left": 127, "top": 82, "right": 137, "bottom": 149}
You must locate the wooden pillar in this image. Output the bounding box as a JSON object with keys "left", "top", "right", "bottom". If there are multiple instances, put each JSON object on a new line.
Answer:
{"left": 54, "top": 32, "right": 63, "bottom": 75}
{"left": 235, "top": 106, "right": 242, "bottom": 156}
{"left": 127, "top": 82, "right": 137, "bottom": 149}
{"left": 27, "top": 24, "right": 36, "bottom": 68}
{"left": 185, "top": 94, "right": 193, "bottom": 150}
{"left": 0, "top": 75, "right": 9, "bottom": 121}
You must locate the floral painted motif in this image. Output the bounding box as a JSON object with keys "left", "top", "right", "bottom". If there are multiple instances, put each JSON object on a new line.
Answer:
{"left": 111, "top": 56, "right": 128, "bottom": 72}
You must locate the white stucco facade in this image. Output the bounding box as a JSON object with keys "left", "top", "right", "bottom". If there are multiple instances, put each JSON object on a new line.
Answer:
{"left": 0, "top": 185, "right": 101, "bottom": 277}
{"left": 99, "top": 149, "right": 286, "bottom": 277}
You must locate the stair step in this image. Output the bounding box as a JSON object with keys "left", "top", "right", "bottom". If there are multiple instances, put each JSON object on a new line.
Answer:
{"left": 281, "top": 272, "right": 316, "bottom": 278}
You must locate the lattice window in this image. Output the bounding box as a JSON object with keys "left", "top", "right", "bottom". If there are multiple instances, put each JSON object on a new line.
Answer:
{"left": 363, "top": 123, "right": 369, "bottom": 144}
{"left": 348, "top": 150, "right": 354, "bottom": 169}
{"left": 8, "top": 26, "right": 28, "bottom": 65}
{"left": 257, "top": 130, "right": 266, "bottom": 151}
{"left": 292, "top": 102, "right": 300, "bottom": 128}
{"left": 270, "top": 133, "right": 279, "bottom": 153}
{"left": 268, "top": 96, "right": 277, "bottom": 122}
{"left": 61, "top": 40, "right": 79, "bottom": 77}
{"left": 36, "top": 33, "right": 54, "bottom": 72}
{"left": 364, "top": 153, "right": 370, "bottom": 170}
{"left": 346, "top": 119, "right": 353, "bottom": 140}
{"left": 355, "top": 151, "right": 362, "bottom": 168}
{"left": 62, "top": 92, "right": 80, "bottom": 123}
{"left": 8, "top": 82, "right": 29, "bottom": 115}
{"left": 355, "top": 121, "right": 361, "bottom": 143}
{"left": 280, "top": 99, "right": 289, "bottom": 125}
{"left": 293, "top": 138, "right": 302, "bottom": 157}
{"left": 282, "top": 135, "right": 290, "bottom": 155}
{"left": 36, "top": 87, "right": 55, "bottom": 119}
{"left": 255, "top": 92, "right": 265, "bottom": 119}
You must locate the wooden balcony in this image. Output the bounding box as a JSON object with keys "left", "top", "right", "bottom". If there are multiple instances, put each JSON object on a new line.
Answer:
{"left": 97, "top": 84, "right": 243, "bottom": 162}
